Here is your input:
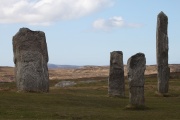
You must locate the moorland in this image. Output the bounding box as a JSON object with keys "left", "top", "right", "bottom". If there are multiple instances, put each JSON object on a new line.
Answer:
{"left": 0, "top": 65, "right": 180, "bottom": 119}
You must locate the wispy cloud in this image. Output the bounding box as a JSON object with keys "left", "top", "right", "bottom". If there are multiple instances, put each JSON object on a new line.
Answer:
{"left": 92, "top": 16, "right": 143, "bottom": 31}
{"left": 0, "top": 0, "right": 114, "bottom": 26}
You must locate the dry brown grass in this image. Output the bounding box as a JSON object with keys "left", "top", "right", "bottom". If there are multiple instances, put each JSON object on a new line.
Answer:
{"left": 0, "top": 67, "right": 14, "bottom": 82}
{"left": 49, "top": 64, "right": 180, "bottom": 80}
{"left": 49, "top": 66, "right": 109, "bottom": 80}
{"left": 1, "top": 64, "right": 180, "bottom": 82}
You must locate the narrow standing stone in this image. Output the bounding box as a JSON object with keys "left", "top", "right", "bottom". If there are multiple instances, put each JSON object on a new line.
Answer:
{"left": 156, "top": 11, "right": 170, "bottom": 94}
{"left": 127, "top": 53, "right": 146, "bottom": 107}
{"left": 13, "top": 28, "right": 49, "bottom": 92}
{"left": 108, "top": 51, "right": 125, "bottom": 97}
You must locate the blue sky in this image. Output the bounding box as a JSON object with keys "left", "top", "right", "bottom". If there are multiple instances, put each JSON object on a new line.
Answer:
{"left": 0, "top": 0, "right": 180, "bottom": 66}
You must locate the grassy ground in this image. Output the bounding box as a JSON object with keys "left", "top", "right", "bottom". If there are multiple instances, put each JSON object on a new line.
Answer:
{"left": 0, "top": 74, "right": 180, "bottom": 120}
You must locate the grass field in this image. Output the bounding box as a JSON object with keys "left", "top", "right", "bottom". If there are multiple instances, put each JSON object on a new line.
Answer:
{"left": 0, "top": 74, "right": 180, "bottom": 120}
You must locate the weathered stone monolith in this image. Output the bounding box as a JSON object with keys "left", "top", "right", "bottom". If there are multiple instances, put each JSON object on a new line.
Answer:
{"left": 127, "top": 53, "right": 146, "bottom": 107}
{"left": 156, "top": 11, "right": 170, "bottom": 94}
{"left": 108, "top": 51, "right": 125, "bottom": 97}
{"left": 13, "top": 28, "right": 49, "bottom": 92}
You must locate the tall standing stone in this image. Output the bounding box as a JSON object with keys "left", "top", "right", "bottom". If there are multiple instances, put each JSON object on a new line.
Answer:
{"left": 108, "top": 51, "right": 125, "bottom": 97}
{"left": 13, "top": 28, "right": 49, "bottom": 92}
{"left": 127, "top": 53, "right": 146, "bottom": 107}
{"left": 156, "top": 11, "right": 170, "bottom": 94}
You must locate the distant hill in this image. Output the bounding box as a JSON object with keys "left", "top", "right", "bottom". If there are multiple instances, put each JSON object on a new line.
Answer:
{"left": 48, "top": 63, "right": 82, "bottom": 69}
{"left": 1, "top": 64, "right": 180, "bottom": 82}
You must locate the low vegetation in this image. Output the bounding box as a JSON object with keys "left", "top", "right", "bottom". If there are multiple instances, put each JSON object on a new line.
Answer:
{"left": 0, "top": 73, "right": 180, "bottom": 120}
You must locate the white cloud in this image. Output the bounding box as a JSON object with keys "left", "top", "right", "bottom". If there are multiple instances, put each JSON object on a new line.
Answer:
{"left": 93, "top": 16, "right": 143, "bottom": 31}
{"left": 0, "top": 0, "right": 114, "bottom": 26}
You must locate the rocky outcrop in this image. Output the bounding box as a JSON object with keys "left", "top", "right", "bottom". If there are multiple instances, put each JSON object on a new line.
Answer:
{"left": 13, "top": 28, "right": 49, "bottom": 92}
{"left": 108, "top": 51, "right": 125, "bottom": 97}
{"left": 156, "top": 11, "right": 170, "bottom": 94}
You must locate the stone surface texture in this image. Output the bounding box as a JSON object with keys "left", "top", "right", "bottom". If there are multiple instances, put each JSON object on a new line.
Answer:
{"left": 108, "top": 51, "right": 125, "bottom": 97}
{"left": 127, "top": 53, "right": 146, "bottom": 106}
{"left": 156, "top": 11, "right": 170, "bottom": 94}
{"left": 13, "top": 28, "right": 49, "bottom": 92}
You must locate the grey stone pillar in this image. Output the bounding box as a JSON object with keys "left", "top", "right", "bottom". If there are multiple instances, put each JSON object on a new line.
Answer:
{"left": 108, "top": 51, "right": 125, "bottom": 97}
{"left": 13, "top": 28, "right": 49, "bottom": 92}
{"left": 127, "top": 53, "right": 146, "bottom": 107}
{"left": 156, "top": 11, "right": 170, "bottom": 94}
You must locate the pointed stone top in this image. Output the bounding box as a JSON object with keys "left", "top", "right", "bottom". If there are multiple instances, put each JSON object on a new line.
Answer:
{"left": 160, "top": 11, "right": 165, "bottom": 14}
{"left": 157, "top": 11, "right": 168, "bottom": 34}
{"left": 158, "top": 11, "right": 167, "bottom": 18}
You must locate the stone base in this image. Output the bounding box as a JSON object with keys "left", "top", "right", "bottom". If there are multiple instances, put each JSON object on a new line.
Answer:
{"left": 129, "top": 87, "right": 144, "bottom": 106}
{"left": 108, "top": 94, "right": 126, "bottom": 98}
{"left": 125, "top": 104, "right": 148, "bottom": 110}
{"left": 108, "top": 90, "right": 125, "bottom": 98}
{"left": 155, "top": 91, "right": 170, "bottom": 97}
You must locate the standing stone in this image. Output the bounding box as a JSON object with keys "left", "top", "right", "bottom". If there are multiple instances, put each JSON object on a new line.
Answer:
{"left": 156, "top": 11, "right": 170, "bottom": 94}
{"left": 13, "top": 28, "right": 49, "bottom": 92}
{"left": 127, "top": 53, "right": 146, "bottom": 107}
{"left": 108, "top": 51, "right": 125, "bottom": 97}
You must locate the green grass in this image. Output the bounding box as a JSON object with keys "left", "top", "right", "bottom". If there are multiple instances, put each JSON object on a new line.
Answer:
{"left": 0, "top": 74, "right": 180, "bottom": 120}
